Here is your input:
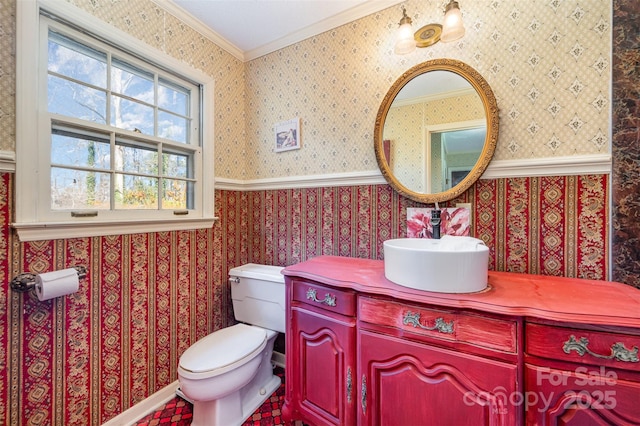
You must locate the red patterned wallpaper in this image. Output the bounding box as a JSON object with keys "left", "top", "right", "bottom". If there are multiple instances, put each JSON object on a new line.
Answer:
{"left": 1, "top": 173, "right": 237, "bottom": 424}
{"left": 246, "top": 174, "right": 608, "bottom": 279}
{"left": 0, "top": 172, "right": 609, "bottom": 424}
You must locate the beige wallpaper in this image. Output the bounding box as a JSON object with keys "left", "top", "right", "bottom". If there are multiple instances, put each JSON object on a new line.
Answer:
{"left": 1, "top": 0, "right": 611, "bottom": 181}
{"left": 386, "top": 103, "right": 424, "bottom": 191}
{"left": 243, "top": 0, "right": 610, "bottom": 180}
{"left": 0, "top": 0, "right": 15, "bottom": 152}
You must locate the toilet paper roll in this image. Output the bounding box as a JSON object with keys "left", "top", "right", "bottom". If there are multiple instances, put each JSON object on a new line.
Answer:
{"left": 35, "top": 268, "right": 80, "bottom": 301}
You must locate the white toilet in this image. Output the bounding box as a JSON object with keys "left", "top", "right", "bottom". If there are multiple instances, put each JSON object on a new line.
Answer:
{"left": 177, "top": 264, "right": 285, "bottom": 426}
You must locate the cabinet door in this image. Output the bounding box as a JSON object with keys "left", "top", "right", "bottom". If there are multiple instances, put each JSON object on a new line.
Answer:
{"left": 358, "top": 330, "right": 519, "bottom": 426}
{"left": 525, "top": 364, "right": 640, "bottom": 425}
{"left": 290, "top": 306, "right": 356, "bottom": 426}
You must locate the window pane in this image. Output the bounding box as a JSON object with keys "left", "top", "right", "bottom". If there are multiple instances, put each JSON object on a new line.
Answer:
{"left": 115, "top": 174, "right": 158, "bottom": 209}
{"left": 110, "top": 95, "right": 154, "bottom": 134}
{"left": 48, "top": 75, "right": 107, "bottom": 123}
{"left": 158, "top": 111, "right": 188, "bottom": 143}
{"left": 159, "top": 80, "right": 188, "bottom": 115}
{"left": 48, "top": 31, "right": 107, "bottom": 88}
{"left": 163, "top": 152, "right": 190, "bottom": 178}
{"left": 115, "top": 142, "right": 158, "bottom": 175}
{"left": 111, "top": 59, "right": 154, "bottom": 103}
{"left": 162, "top": 179, "right": 191, "bottom": 209}
{"left": 51, "top": 167, "right": 110, "bottom": 209}
{"left": 41, "top": 19, "right": 202, "bottom": 222}
{"left": 51, "top": 132, "right": 110, "bottom": 169}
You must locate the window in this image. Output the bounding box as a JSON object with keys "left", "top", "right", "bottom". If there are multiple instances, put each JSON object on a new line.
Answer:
{"left": 15, "top": 0, "right": 215, "bottom": 241}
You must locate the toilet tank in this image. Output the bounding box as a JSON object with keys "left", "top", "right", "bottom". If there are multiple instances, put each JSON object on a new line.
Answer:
{"left": 229, "top": 264, "right": 285, "bottom": 333}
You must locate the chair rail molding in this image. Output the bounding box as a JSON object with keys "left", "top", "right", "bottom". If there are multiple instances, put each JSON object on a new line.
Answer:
{"left": 0, "top": 151, "right": 16, "bottom": 172}
{"left": 215, "top": 154, "right": 612, "bottom": 191}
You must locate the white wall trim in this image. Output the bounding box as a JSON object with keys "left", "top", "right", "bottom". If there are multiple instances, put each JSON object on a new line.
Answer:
{"left": 0, "top": 151, "right": 15, "bottom": 172}
{"left": 215, "top": 170, "right": 387, "bottom": 191}
{"left": 13, "top": 217, "right": 218, "bottom": 242}
{"left": 15, "top": 0, "right": 215, "bottom": 238}
{"left": 243, "top": 0, "right": 404, "bottom": 61}
{"left": 482, "top": 153, "right": 612, "bottom": 179}
{"left": 151, "top": 0, "right": 245, "bottom": 61}
{"left": 101, "top": 380, "right": 179, "bottom": 426}
{"left": 215, "top": 154, "right": 612, "bottom": 191}
{"left": 5, "top": 150, "right": 612, "bottom": 190}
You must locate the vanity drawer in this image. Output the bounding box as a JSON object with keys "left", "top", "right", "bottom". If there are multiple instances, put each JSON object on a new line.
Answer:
{"left": 292, "top": 279, "right": 356, "bottom": 317}
{"left": 359, "top": 297, "right": 517, "bottom": 354}
{"left": 526, "top": 322, "right": 640, "bottom": 373}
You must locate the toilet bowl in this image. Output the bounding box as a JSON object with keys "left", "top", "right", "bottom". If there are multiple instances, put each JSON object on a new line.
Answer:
{"left": 177, "top": 264, "right": 285, "bottom": 426}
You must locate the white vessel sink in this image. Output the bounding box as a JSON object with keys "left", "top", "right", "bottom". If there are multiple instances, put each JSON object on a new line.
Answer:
{"left": 383, "top": 236, "right": 489, "bottom": 293}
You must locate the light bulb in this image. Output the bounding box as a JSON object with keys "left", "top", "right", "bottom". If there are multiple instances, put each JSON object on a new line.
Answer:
{"left": 441, "top": 0, "right": 465, "bottom": 43}
{"left": 393, "top": 7, "right": 416, "bottom": 55}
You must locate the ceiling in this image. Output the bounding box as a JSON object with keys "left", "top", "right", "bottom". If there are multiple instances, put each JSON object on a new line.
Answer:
{"left": 155, "top": 0, "right": 404, "bottom": 61}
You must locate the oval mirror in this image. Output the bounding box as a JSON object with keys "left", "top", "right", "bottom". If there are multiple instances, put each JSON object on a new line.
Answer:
{"left": 374, "top": 59, "right": 499, "bottom": 204}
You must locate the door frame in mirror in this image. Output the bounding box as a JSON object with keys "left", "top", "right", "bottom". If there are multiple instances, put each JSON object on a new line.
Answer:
{"left": 374, "top": 58, "right": 499, "bottom": 204}
{"left": 425, "top": 118, "right": 486, "bottom": 193}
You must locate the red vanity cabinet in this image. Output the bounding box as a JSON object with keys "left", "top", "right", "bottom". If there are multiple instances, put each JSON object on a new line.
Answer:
{"left": 524, "top": 321, "right": 640, "bottom": 425}
{"left": 358, "top": 296, "right": 521, "bottom": 426}
{"left": 283, "top": 278, "right": 357, "bottom": 425}
{"left": 282, "top": 256, "right": 640, "bottom": 426}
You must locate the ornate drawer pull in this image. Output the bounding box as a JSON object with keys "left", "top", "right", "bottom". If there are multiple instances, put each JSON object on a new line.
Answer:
{"left": 403, "top": 311, "right": 454, "bottom": 334}
{"left": 306, "top": 288, "right": 337, "bottom": 307}
{"left": 346, "top": 367, "right": 352, "bottom": 403}
{"left": 361, "top": 375, "right": 367, "bottom": 415}
{"left": 563, "top": 335, "right": 639, "bottom": 363}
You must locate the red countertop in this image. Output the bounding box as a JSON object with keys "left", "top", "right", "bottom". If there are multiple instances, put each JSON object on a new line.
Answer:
{"left": 283, "top": 255, "right": 640, "bottom": 328}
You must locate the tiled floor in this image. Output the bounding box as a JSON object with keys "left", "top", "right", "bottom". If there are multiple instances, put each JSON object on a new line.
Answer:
{"left": 134, "top": 367, "right": 286, "bottom": 426}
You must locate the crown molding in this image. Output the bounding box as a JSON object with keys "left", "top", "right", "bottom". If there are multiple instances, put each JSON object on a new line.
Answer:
{"left": 153, "top": 0, "right": 404, "bottom": 62}
{"left": 244, "top": 0, "right": 404, "bottom": 61}
{"left": 151, "top": 0, "right": 245, "bottom": 61}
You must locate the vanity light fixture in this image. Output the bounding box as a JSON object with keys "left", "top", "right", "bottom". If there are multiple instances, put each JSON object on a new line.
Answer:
{"left": 393, "top": 7, "right": 417, "bottom": 55}
{"left": 440, "top": 0, "right": 465, "bottom": 42}
{"left": 393, "top": 1, "right": 465, "bottom": 55}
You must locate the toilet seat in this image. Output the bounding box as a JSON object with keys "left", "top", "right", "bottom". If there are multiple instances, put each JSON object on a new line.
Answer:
{"left": 178, "top": 323, "right": 267, "bottom": 379}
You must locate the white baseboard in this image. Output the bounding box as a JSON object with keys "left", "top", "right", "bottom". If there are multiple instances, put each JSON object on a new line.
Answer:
{"left": 101, "top": 380, "right": 179, "bottom": 426}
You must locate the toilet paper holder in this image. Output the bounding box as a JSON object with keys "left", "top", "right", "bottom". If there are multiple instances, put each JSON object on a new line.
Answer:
{"left": 10, "top": 266, "right": 88, "bottom": 293}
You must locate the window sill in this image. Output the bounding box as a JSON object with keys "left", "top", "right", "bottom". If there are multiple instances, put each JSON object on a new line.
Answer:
{"left": 12, "top": 217, "right": 218, "bottom": 242}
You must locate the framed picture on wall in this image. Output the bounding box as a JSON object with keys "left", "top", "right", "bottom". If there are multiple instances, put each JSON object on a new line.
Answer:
{"left": 274, "top": 117, "right": 301, "bottom": 152}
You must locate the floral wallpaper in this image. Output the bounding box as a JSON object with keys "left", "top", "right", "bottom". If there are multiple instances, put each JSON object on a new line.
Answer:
{"left": 243, "top": 0, "right": 611, "bottom": 180}
{"left": 0, "top": 0, "right": 614, "bottom": 178}
{"left": 0, "top": 0, "right": 15, "bottom": 152}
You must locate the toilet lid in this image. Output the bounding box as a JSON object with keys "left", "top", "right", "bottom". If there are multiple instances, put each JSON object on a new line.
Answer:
{"left": 179, "top": 324, "right": 267, "bottom": 374}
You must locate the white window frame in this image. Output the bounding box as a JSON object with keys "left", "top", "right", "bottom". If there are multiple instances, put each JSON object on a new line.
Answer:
{"left": 15, "top": 0, "right": 216, "bottom": 241}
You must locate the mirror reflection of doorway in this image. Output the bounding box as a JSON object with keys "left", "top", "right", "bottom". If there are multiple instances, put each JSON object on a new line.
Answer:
{"left": 426, "top": 121, "right": 486, "bottom": 192}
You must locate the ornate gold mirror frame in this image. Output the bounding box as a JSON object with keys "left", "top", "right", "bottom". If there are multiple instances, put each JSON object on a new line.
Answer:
{"left": 374, "top": 58, "right": 499, "bottom": 204}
